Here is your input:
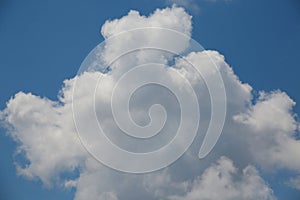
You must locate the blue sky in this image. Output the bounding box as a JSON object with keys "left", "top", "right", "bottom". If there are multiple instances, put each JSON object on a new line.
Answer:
{"left": 0, "top": 0, "right": 300, "bottom": 199}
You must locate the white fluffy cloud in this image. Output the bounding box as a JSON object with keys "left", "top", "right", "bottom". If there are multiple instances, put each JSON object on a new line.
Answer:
{"left": 234, "top": 91, "right": 300, "bottom": 172}
{"left": 168, "top": 157, "right": 275, "bottom": 200}
{"left": 165, "top": 0, "right": 200, "bottom": 13}
{"left": 1, "top": 5, "right": 300, "bottom": 200}
{"left": 1, "top": 92, "right": 86, "bottom": 186}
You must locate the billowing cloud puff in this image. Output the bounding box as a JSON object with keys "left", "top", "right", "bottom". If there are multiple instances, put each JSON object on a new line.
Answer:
{"left": 234, "top": 91, "right": 300, "bottom": 171}
{"left": 168, "top": 157, "right": 275, "bottom": 200}
{"left": 1, "top": 6, "right": 299, "bottom": 200}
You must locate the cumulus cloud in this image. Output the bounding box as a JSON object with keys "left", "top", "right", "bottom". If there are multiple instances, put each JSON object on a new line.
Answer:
{"left": 165, "top": 0, "right": 200, "bottom": 13}
{"left": 168, "top": 157, "right": 275, "bottom": 200}
{"left": 1, "top": 5, "right": 300, "bottom": 200}
{"left": 1, "top": 92, "right": 86, "bottom": 187}
{"left": 234, "top": 91, "right": 300, "bottom": 172}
